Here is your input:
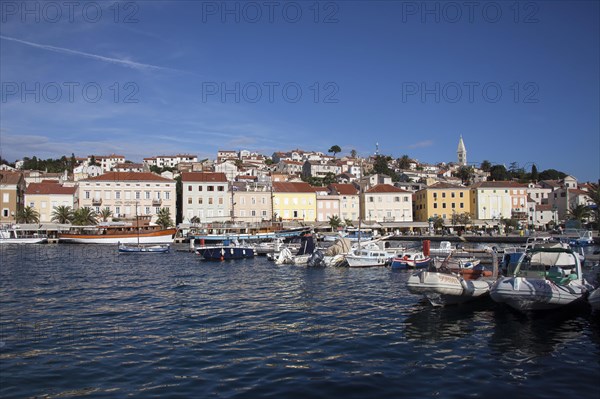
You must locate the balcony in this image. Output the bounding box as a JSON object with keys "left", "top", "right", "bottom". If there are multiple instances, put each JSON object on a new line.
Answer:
{"left": 92, "top": 198, "right": 102, "bottom": 205}
{"left": 152, "top": 198, "right": 162, "bottom": 206}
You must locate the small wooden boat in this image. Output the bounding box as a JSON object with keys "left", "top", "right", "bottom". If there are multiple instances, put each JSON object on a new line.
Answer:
{"left": 390, "top": 251, "right": 431, "bottom": 269}
{"left": 118, "top": 243, "right": 170, "bottom": 253}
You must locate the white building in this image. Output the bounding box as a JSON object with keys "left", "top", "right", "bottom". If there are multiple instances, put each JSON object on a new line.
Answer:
{"left": 362, "top": 184, "right": 413, "bottom": 222}
{"left": 79, "top": 172, "right": 176, "bottom": 223}
{"left": 89, "top": 154, "right": 126, "bottom": 172}
{"left": 144, "top": 154, "right": 198, "bottom": 169}
{"left": 181, "top": 172, "right": 230, "bottom": 222}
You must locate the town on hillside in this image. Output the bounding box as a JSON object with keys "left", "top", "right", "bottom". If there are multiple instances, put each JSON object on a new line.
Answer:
{"left": 1, "top": 137, "right": 598, "bottom": 235}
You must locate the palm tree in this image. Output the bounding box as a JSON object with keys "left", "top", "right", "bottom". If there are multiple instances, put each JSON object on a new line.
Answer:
{"left": 156, "top": 208, "right": 174, "bottom": 229}
{"left": 344, "top": 218, "right": 353, "bottom": 227}
{"left": 72, "top": 207, "right": 98, "bottom": 226}
{"left": 190, "top": 216, "right": 201, "bottom": 224}
{"left": 567, "top": 204, "right": 591, "bottom": 224}
{"left": 17, "top": 206, "right": 40, "bottom": 224}
{"left": 99, "top": 208, "right": 113, "bottom": 222}
{"left": 328, "top": 215, "right": 342, "bottom": 231}
{"left": 51, "top": 205, "right": 74, "bottom": 224}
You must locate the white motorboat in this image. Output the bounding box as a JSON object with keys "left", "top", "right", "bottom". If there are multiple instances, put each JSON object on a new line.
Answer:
{"left": 490, "top": 245, "right": 593, "bottom": 312}
{"left": 0, "top": 228, "right": 48, "bottom": 244}
{"left": 428, "top": 241, "right": 455, "bottom": 255}
{"left": 406, "top": 251, "right": 498, "bottom": 306}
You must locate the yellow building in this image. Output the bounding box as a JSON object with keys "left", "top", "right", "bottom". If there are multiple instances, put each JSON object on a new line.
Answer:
{"left": 24, "top": 181, "right": 78, "bottom": 223}
{"left": 0, "top": 171, "right": 26, "bottom": 223}
{"left": 413, "top": 182, "right": 471, "bottom": 222}
{"left": 272, "top": 182, "right": 316, "bottom": 222}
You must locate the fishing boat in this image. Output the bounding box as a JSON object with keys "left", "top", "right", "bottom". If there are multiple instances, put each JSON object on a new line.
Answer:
{"left": 0, "top": 227, "right": 48, "bottom": 244}
{"left": 490, "top": 245, "right": 593, "bottom": 311}
{"left": 406, "top": 251, "right": 498, "bottom": 306}
{"left": 195, "top": 240, "right": 255, "bottom": 260}
{"left": 59, "top": 223, "right": 176, "bottom": 244}
{"left": 390, "top": 251, "right": 431, "bottom": 269}
{"left": 589, "top": 287, "right": 600, "bottom": 311}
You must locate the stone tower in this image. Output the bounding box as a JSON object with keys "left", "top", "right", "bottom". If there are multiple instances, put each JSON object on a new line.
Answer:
{"left": 457, "top": 135, "right": 467, "bottom": 166}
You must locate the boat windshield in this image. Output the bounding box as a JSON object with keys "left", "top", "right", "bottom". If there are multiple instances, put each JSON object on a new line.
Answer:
{"left": 514, "top": 249, "right": 578, "bottom": 279}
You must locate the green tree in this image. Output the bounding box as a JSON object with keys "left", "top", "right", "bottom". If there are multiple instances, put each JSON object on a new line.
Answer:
{"left": 72, "top": 207, "right": 98, "bottom": 226}
{"left": 156, "top": 208, "right": 174, "bottom": 229}
{"left": 323, "top": 172, "right": 336, "bottom": 185}
{"left": 51, "top": 205, "right": 74, "bottom": 224}
{"left": 89, "top": 156, "right": 99, "bottom": 166}
{"left": 567, "top": 204, "right": 591, "bottom": 223}
{"left": 350, "top": 149, "right": 357, "bottom": 158}
{"left": 455, "top": 165, "right": 475, "bottom": 185}
{"left": 328, "top": 145, "right": 342, "bottom": 158}
{"left": 328, "top": 215, "right": 343, "bottom": 230}
{"left": 175, "top": 175, "right": 183, "bottom": 224}
{"left": 99, "top": 207, "right": 113, "bottom": 222}
{"left": 265, "top": 158, "right": 274, "bottom": 166}
{"left": 480, "top": 160, "right": 492, "bottom": 172}
{"left": 344, "top": 218, "right": 353, "bottom": 227}
{"left": 538, "top": 169, "right": 567, "bottom": 181}
{"left": 432, "top": 216, "right": 445, "bottom": 231}
{"left": 190, "top": 216, "right": 201, "bottom": 224}
{"left": 530, "top": 164, "right": 539, "bottom": 182}
{"left": 17, "top": 206, "right": 40, "bottom": 224}
{"left": 488, "top": 164, "right": 509, "bottom": 181}
{"left": 397, "top": 155, "right": 411, "bottom": 170}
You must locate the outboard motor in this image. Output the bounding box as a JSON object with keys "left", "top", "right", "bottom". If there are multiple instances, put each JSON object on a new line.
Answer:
{"left": 307, "top": 250, "right": 325, "bottom": 267}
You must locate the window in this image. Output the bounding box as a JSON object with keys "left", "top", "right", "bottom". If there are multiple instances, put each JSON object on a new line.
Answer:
{"left": 460, "top": 203, "right": 464, "bottom": 208}
{"left": 459, "top": 192, "right": 464, "bottom": 198}
{"left": 165, "top": 192, "right": 170, "bottom": 200}
{"left": 218, "top": 186, "right": 224, "bottom": 192}
{"left": 198, "top": 186, "right": 203, "bottom": 191}
{"left": 394, "top": 197, "right": 400, "bottom": 202}
{"left": 293, "top": 210, "right": 298, "bottom": 218}
{"left": 451, "top": 203, "right": 455, "bottom": 208}
{"left": 262, "top": 210, "right": 267, "bottom": 217}
{"left": 188, "top": 185, "right": 192, "bottom": 191}
{"left": 251, "top": 210, "right": 256, "bottom": 216}
{"left": 208, "top": 186, "right": 214, "bottom": 191}
{"left": 218, "top": 198, "right": 223, "bottom": 205}
{"left": 369, "top": 197, "right": 374, "bottom": 203}
{"left": 145, "top": 207, "right": 151, "bottom": 215}
{"left": 145, "top": 191, "right": 151, "bottom": 199}
{"left": 115, "top": 191, "right": 121, "bottom": 199}
{"left": 188, "top": 198, "right": 192, "bottom": 204}
{"left": 442, "top": 193, "right": 446, "bottom": 198}
{"left": 404, "top": 196, "right": 409, "bottom": 202}
{"left": 155, "top": 207, "right": 161, "bottom": 214}
{"left": 442, "top": 203, "right": 446, "bottom": 208}
{"left": 2, "top": 193, "right": 8, "bottom": 202}
{"left": 135, "top": 191, "right": 141, "bottom": 200}
{"left": 434, "top": 203, "right": 438, "bottom": 209}
{"left": 208, "top": 198, "right": 213, "bottom": 205}
{"left": 198, "top": 198, "right": 203, "bottom": 204}
{"left": 85, "top": 191, "right": 90, "bottom": 199}
{"left": 115, "top": 206, "right": 120, "bottom": 215}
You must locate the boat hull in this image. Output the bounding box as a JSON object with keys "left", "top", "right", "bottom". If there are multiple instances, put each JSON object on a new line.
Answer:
{"left": 0, "top": 237, "right": 48, "bottom": 244}
{"left": 118, "top": 244, "right": 170, "bottom": 253}
{"left": 196, "top": 246, "right": 255, "bottom": 260}
{"left": 390, "top": 257, "right": 431, "bottom": 269}
{"left": 346, "top": 256, "right": 388, "bottom": 267}
{"left": 490, "top": 277, "right": 589, "bottom": 311}
{"left": 407, "top": 271, "right": 491, "bottom": 306}
{"left": 59, "top": 228, "right": 176, "bottom": 244}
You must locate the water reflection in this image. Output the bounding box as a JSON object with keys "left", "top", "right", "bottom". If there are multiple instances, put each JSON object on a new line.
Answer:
{"left": 488, "top": 305, "right": 589, "bottom": 360}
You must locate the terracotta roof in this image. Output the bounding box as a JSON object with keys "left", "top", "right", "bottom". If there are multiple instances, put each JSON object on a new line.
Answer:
{"left": 536, "top": 204, "right": 552, "bottom": 211}
{"left": 273, "top": 182, "right": 315, "bottom": 193}
{"left": 84, "top": 172, "right": 173, "bottom": 182}
{"left": 26, "top": 182, "right": 77, "bottom": 195}
{"left": 366, "top": 184, "right": 408, "bottom": 193}
{"left": 427, "top": 182, "right": 468, "bottom": 190}
{"left": 567, "top": 189, "right": 590, "bottom": 196}
{"left": 0, "top": 171, "right": 23, "bottom": 185}
{"left": 181, "top": 172, "right": 228, "bottom": 183}
{"left": 471, "top": 181, "right": 527, "bottom": 189}
{"left": 115, "top": 163, "right": 144, "bottom": 169}
{"left": 329, "top": 183, "right": 359, "bottom": 195}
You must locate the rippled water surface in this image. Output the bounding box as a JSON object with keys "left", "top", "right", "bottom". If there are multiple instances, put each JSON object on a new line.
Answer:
{"left": 1, "top": 244, "right": 599, "bottom": 398}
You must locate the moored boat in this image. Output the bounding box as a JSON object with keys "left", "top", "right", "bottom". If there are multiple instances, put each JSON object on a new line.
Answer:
{"left": 59, "top": 224, "right": 177, "bottom": 244}
{"left": 118, "top": 243, "right": 171, "bottom": 253}
{"left": 0, "top": 228, "right": 48, "bottom": 244}
{"left": 195, "top": 241, "right": 255, "bottom": 260}
{"left": 490, "top": 245, "right": 592, "bottom": 312}
{"left": 390, "top": 251, "right": 431, "bottom": 269}
{"left": 406, "top": 250, "right": 498, "bottom": 306}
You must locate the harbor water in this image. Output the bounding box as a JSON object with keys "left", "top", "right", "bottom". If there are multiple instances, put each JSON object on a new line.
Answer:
{"left": 1, "top": 244, "right": 599, "bottom": 398}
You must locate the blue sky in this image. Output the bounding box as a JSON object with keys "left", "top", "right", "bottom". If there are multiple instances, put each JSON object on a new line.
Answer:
{"left": 1, "top": 0, "right": 598, "bottom": 181}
